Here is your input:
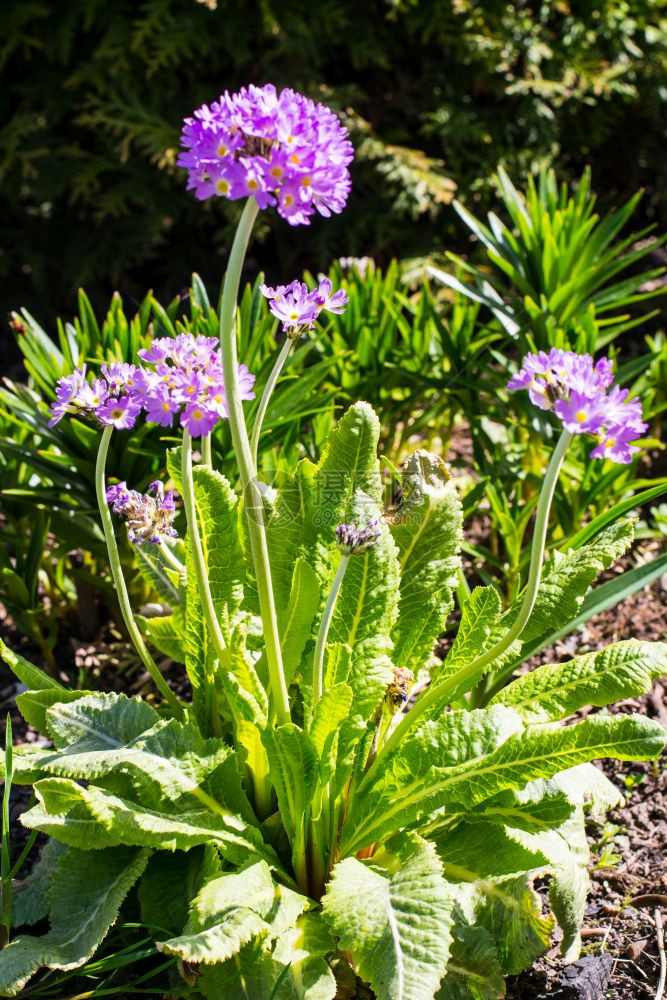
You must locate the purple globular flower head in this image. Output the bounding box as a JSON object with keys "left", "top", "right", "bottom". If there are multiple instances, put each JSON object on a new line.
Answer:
{"left": 106, "top": 480, "right": 178, "bottom": 545}
{"left": 507, "top": 349, "right": 648, "bottom": 464}
{"left": 137, "top": 332, "right": 255, "bottom": 437}
{"left": 260, "top": 276, "right": 348, "bottom": 337}
{"left": 178, "top": 84, "right": 354, "bottom": 225}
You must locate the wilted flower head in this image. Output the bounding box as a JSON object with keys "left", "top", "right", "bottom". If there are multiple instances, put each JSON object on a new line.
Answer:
{"left": 335, "top": 516, "right": 382, "bottom": 555}
{"left": 386, "top": 666, "right": 415, "bottom": 712}
{"left": 178, "top": 84, "right": 354, "bottom": 225}
{"left": 106, "top": 480, "right": 178, "bottom": 545}
{"left": 49, "top": 364, "right": 141, "bottom": 429}
{"left": 136, "top": 333, "right": 255, "bottom": 437}
{"left": 507, "top": 348, "right": 647, "bottom": 464}
{"left": 260, "top": 277, "right": 349, "bottom": 336}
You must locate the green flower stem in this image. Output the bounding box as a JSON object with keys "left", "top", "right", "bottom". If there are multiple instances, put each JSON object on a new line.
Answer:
{"left": 201, "top": 434, "right": 213, "bottom": 468}
{"left": 95, "top": 426, "right": 183, "bottom": 717}
{"left": 312, "top": 554, "right": 350, "bottom": 709}
{"left": 360, "top": 429, "right": 573, "bottom": 789}
{"left": 250, "top": 338, "right": 293, "bottom": 466}
{"left": 219, "top": 197, "right": 291, "bottom": 727}
{"left": 181, "top": 430, "right": 229, "bottom": 739}
{"left": 159, "top": 542, "right": 185, "bottom": 577}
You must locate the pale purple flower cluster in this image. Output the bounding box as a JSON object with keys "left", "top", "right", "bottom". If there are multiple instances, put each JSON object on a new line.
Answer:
{"left": 106, "top": 480, "right": 177, "bottom": 545}
{"left": 507, "top": 349, "right": 647, "bottom": 464}
{"left": 260, "top": 277, "right": 349, "bottom": 336}
{"left": 178, "top": 84, "right": 354, "bottom": 225}
{"left": 49, "top": 334, "right": 255, "bottom": 438}
{"left": 136, "top": 334, "right": 255, "bottom": 437}
{"left": 336, "top": 517, "right": 382, "bottom": 555}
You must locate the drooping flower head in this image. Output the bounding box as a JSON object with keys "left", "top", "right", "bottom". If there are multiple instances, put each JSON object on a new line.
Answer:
{"left": 335, "top": 516, "right": 382, "bottom": 555}
{"left": 178, "top": 84, "right": 354, "bottom": 225}
{"left": 135, "top": 333, "right": 255, "bottom": 437}
{"left": 49, "top": 364, "right": 141, "bottom": 429}
{"left": 507, "top": 348, "right": 647, "bottom": 464}
{"left": 106, "top": 480, "right": 178, "bottom": 545}
{"left": 260, "top": 277, "right": 349, "bottom": 336}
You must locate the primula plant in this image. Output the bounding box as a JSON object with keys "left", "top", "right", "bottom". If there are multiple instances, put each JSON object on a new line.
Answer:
{"left": 0, "top": 84, "right": 666, "bottom": 1000}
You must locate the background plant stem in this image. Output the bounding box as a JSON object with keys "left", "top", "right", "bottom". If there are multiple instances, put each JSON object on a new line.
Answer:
{"left": 250, "top": 338, "right": 292, "bottom": 466}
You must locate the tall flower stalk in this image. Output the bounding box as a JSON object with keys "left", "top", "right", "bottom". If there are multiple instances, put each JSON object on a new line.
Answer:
{"left": 218, "top": 198, "right": 292, "bottom": 726}
{"left": 95, "top": 426, "right": 183, "bottom": 716}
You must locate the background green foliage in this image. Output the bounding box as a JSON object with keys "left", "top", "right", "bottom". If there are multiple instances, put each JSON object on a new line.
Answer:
{"left": 1, "top": 0, "right": 666, "bottom": 322}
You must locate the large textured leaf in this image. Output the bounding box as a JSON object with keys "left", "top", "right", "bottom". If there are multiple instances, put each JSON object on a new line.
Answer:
{"left": 0, "top": 638, "right": 64, "bottom": 692}
{"left": 390, "top": 451, "right": 462, "bottom": 673}
{"left": 434, "top": 585, "right": 501, "bottom": 684}
{"left": 15, "top": 688, "right": 94, "bottom": 735}
{"left": 491, "top": 640, "right": 667, "bottom": 722}
{"left": 138, "top": 846, "right": 221, "bottom": 937}
{"left": 344, "top": 711, "right": 665, "bottom": 855}
{"left": 436, "top": 924, "right": 505, "bottom": 1000}
{"left": 0, "top": 846, "right": 148, "bottom": 997}
{"left": 157, "top": 861, "right": 307, "bottom": 964}
{"left": 256, "top": 556, "right": 321, "bottom": 688}
{"left": 140, "top": 613, "right": 185, "bottom": 664}
{"left": 11, "top": 840, "right": 67, "bottom": 930}
{"left": 500, "top": 520, "right": 635, "bottom": 665}
{"left": 263, "top": 724, "right": 318, "bottom": 874}
{"left": 323, "top": 834, "right": 454, "bottom": 1000}
{"left": 22, "top": 777, "right": 284, "bottom": 874}
{"left": 343, "top": 706, "right": 523, "bottom": 855}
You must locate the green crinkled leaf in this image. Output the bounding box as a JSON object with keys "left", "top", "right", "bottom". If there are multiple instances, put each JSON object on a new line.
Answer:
{"left": 15, "top": 688, "right": 94, "bottom": 736}
{"left": 500, "top": 520, "right": 635, "bottom": 665}
{"left": 267, "top": 460, "right": 316, "bottom": 622}
{"left": 263, "top": 724, "right": 318, "bottom": 870}
{"left": 134, "top": 542, "right": 181, "bottom": 607}
{"left": 436, "top": 586, "right": 501, "bottom": 681}
{"left": 390, "top": 451, "right": 462, "bottom": 673}
{"left": 279, "top": 556, "right": 321, "bottom": 686}
{"left": 343, "top": 706, "right": 523, "bottom": 855}
{"left": 323, "top": 834, "right": 454, "bottom": 1000}
{"left": 345, "top": 711, "right": 665, "bottom": 855}
{"left": 21, "top": 777, "right": 283, "bottom": 873}
{"left": 435, "top": 924, "right": 505, "bottom": 1000}
{"left": 491, "top": 639, "right": 667, "bottom": 723}
{"left": 0, "top": 638, "right": 63, "bottom": 692}
{"left": 138, "top": 846, "right": 221, "bottom": 938}
{"left": 0, "top": 846, "right": 149, "bottom": 997}
{"left": 11, "top": 840, "right": 66, "bottom": 930}
{"left": 157, "top": 861, "right": 307, "bottom": 964}
{"left": 140, "top": 613, "right": 185, "bottom": 664}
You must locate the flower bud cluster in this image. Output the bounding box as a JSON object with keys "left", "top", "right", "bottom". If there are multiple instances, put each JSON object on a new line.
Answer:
{"left": 178, "top": 84, "right": 354, "bottom": 226}
{"left": 335, "top": 517, "right": 382, "bottom": 555}
{"left": 106, "top": 480, "right": 177, "bottom": 545}
{"left": 260, "top": 277, "right": 349, "bottom": 337}
{"left": 507, "top": 349, "right": 647, "bottom": 464}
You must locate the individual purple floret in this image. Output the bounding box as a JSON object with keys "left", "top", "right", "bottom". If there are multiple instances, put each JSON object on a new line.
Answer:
{"left": 335, "top": 516, "right": 382, "bottom": 555}
{"left": 260, "top": 277, "right": 349, "bottom": 336}
{"left": 507, "top": 348, "right": 647, "bottom": 464}
{"left": 178, "top": 84, "right": 354, "bottom": 225}
{"left": 106, "top": 480, "right": 178, "bottom": 545}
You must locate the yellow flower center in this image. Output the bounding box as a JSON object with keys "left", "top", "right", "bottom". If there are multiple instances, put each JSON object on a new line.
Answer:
{"left": 111, "top": 408, "right": 123, "bottom": 420}
{"left": 270, "top": 166, "right": 283, "bottom": 178}
{"left": 289, "top": 153, "right": 300, "bottom": 164}
{"left": 162, "top": 402, "right": 171, "bottom": 411}
{"left": 283, "top": 194, "right": 294, "bottom": 207}
{"left": 301, "top": 175, "right": 312, "bottom": 188}
{"left": 192, "top": 409, "right": 203, "bottom": 420}
{"left": 215, "top": 178, "right": 230, "bottom": 195}
{"left": 289, "top": 312, "right": 300, "bottom": 320}
{"left": 247, "top": 178, "right": 259, "bottom": 191}
{"left": 575, "top": 410, "right": 588, "bottom": 423}
{"left": 217, "top": 143, "right": 228, "bottom": 157}
{"left": 605, "top": 438, "right": 616, "bottom": 449}
{"left": 185, "top": 385, "right": 196, "bottom": 395}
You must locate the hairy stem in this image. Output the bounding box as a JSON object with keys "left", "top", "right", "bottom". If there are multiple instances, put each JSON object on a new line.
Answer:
{"left": 219, "top": 197, "right": 291, "bottom": 726}
{"left": 95, "top": 426, "right": 183, "bottom": 716}
{"left": 181, "top": 430, "right": 227, "bottom": 738}
{"left": 159, "top": 542, "right": 185, "bottom": 577}
{"left": 250, "top": 338, "right": 293, "bottom": 466}
{"left": 201, "top": 434, "right": 213, "bottom": 468}
{"left": 361, "top": 429, "right": 573, "bottom": 787}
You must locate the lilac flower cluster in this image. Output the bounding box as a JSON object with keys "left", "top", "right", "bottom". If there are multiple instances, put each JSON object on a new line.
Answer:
{"left": 49, "top": 334, "right": 255, "bottom": 438}
{"left": 106, "top": 481, "right": 177, "bottom": 545}
{"left": 178, "top": 84, "right": 353, "bottom": 225}
{"left": 260, "top": 277, "right": 349, "bottom": 336}
{"left": 507, "top": 349, "right": 647, "bottom": 463}
{"left": 336, "top": 517, "right": 382, "bottom": 555}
